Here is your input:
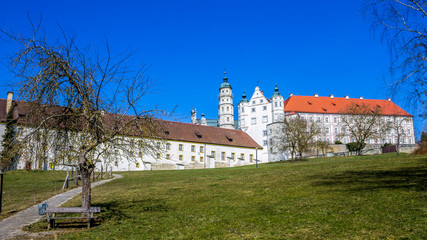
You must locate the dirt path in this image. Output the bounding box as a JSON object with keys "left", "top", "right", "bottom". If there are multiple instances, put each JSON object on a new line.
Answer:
{"left": 0, "top": 174, "right": 122, "bottom": 240}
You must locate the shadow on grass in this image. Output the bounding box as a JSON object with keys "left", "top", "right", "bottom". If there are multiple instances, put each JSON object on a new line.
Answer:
{"left": 311, "top": 166, "right": 427, "bottom": 192}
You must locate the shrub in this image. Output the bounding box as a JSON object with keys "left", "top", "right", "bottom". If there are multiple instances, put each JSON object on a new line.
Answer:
{"left": 334, "top": 140, "right": 343, "bottom": 144}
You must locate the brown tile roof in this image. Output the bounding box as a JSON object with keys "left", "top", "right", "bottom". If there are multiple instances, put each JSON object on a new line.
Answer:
{"left": 283, "top": 95, "right": 412, "bottom": 117}
{"left": 0, "top": 99, "right": 262, "bottom": 149}
{"left": 158, "top": 120, "right": 262, "bottom": 149}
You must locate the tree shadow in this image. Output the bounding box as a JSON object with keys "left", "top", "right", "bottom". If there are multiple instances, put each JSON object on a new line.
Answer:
{"left": 311, "top": 166, "right": 427, "bottom": 192}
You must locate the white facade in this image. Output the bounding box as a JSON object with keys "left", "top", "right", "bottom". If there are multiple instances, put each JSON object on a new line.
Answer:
{"left": 110, "top": 138, "right": 260, "bottom": 171}
{"left": 236, "top": 85, "right": 284, "bottom": 162}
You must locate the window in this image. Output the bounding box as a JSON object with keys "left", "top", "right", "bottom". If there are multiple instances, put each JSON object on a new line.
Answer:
{"left": 240, "top": 153, "right": 245, "bottom": 160}
{"left": 136, "top": 162, "right": 140, "bottom": 168}
{"left": 252, "top": 101, "right": 256, "bottom": 104}
{"left": 334, "top": 117, "right": 337, "bottom": 123}
{"left": 263, "top": 140, "right": 268, "bottom": 146}
{"left": 191, "top": 145, "right": 195, "bottom": 152}
{"left": 263, "top": 130, "right": 267, "bottom": 136}
{"left": 200, "top": 146, "right": 204, "bottom": 153}
{"left": 227, "top": 117, "right": 230, "bottom": 121}
{"left": 275, "top": 102, "right": 278, "bottom": 107}
{"left": 242, "top": 107, "right": 244, "bottom": 113}
{"left": 166, "top": 143, "right": 171, "bottom": 150}
{"left": 408, "top": 129, "right": 411, "bottom": 134}
{"left": 211, "top": 151, "right": 216, "bottom": 159}
{"left": 260, "top": 99, "right": 263, "bottom": 103}
{"left": 179, "top": 144, "right": 183, "bottom": 151}
{"left": 166, "top": 154, "right": 171, "bottom": 159}
{"left": 129, "top": 151, "right": 134, "bottom": 157}
{"left": 221, "top": 152, "right": 226, "bottom": 161}
{"left": 309, "top": 117, "right": 313, "bottom": 122}
{"left": 130, "top": 140, "right": 135, "bottom": 147}
{"left": 139, "top": 152, "right": 143, "bottom": 158}
{"left": 325, "top": 117, "right": 329, "bottom": 123}
{"left": 409, "top": 138, "right": 412, "bottom": 144}
{"left": 191, "top": 156, "right": 196, "bottom": 161}
{"left": 325, "top": 127, "right": 329, "bottom": 134}
{"left": 156, "top": 153, "right": 161, "bottom": 159}
{"left": 156, "top": 142, "right": 161, "bottom": 148}
{"left": 249, "top": 154, "right": 254, "bottom": 163}
{"left": 115, "top": 150, "right": 119, "bottom": 155}
{"left": 114, "top": 161, "right": 118, "bottom": 167}
{"left": 251, "top": 108, "right": 256, "bottom": 113}
{"left": 316, "top": 117, "right": 321, "bottom": 123}
{"left": 179, "top": 155, "right": 183, "bottom": 161}
{"left": 334, "top": 128, "right": 338, "bottom": 134}
{"left": 262, "top": 116, "right": 268, "bottom": 123}
{"left": 200, "top": 156, "right": 204, "bottom": 162}
{"left": 251, "top": 118, "right": 256, "bottom": 125}
{"left": 263, "top": 106, "right": 267, "bottom": 111}
{"left": 231, "top": 153, "right": 235, "bottom": 161}
{"left": 227, "top": 106, "right": 229, "bottom": 111}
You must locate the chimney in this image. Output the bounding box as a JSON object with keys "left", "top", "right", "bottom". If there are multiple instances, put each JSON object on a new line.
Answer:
{"left": 359, "top": 96, "right": 363, "bottom": 100}
{"left": 289, "top": 93, "right": 293, "bottom": 97}
{"left": 345, "top": 95, "right": 349, "bottom": 100}
{"left": 100, "top": 109, "right": 105, "bottom": 116}
{"left": 314, "top": 93, "right": 319, "bottom": 98}
{"left": 329, "top": 94, "right": 334, "bottom": 99}
{"left": 387, "top": 98, "right": 391, "bottom": 101}
{"left": 6, "top": 92, "right": 13, "bottom": 114}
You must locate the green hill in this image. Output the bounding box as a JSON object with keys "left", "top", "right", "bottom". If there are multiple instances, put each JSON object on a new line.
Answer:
{"left": 32, "top": 154, "right": 427, "bottom": 239}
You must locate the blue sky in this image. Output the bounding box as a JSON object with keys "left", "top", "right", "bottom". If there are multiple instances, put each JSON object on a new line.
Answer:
{"left": 0, "top": 0, "right": 424, "bottom": 138}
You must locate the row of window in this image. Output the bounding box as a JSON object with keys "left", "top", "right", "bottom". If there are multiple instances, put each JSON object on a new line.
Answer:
{"left": 154, "top": 151, "right": 255, "bottom": 162}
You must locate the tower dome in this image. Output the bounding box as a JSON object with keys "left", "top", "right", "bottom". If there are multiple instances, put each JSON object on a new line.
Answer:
{"left": 272, "top": 84, "right": 281, "bottom": 97}
{"left": 219, "top": 72, "right": 232, "bottom": 89}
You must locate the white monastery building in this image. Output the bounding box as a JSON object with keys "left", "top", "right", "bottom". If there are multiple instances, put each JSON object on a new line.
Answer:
{"left": 0, "top": 93, "right": 262, "bottom": 171}
{"left": 192, "top": 72, "right": 416, "bottom": 162}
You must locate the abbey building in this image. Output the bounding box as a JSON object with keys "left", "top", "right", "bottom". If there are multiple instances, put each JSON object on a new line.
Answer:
{"left": 192, "top": 72, "right": 416, "bottom": 162}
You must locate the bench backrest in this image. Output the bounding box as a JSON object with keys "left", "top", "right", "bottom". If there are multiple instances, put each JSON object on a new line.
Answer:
{"left": 46, "top": 207, "right": 101, "bottom": 213}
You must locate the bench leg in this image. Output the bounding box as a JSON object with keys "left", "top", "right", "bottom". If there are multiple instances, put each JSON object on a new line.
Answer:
{"left": 49, "top": 219, "right": 55, "bottom": 229}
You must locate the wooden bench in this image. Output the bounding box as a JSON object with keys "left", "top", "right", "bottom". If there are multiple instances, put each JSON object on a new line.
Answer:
{"left": 46, "top": 207, "right": 101, "bottom": 229}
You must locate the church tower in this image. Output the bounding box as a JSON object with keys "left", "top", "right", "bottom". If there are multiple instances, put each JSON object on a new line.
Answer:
{"left": 218, "top": 72, "right": 235, "bottom": 129}
{"left": 271, "top": 84, "right": 284, "bottom": 122}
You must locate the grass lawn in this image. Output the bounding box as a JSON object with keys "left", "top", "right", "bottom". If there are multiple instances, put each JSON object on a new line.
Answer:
{"left": 29, "top": 153, "right": 426, "bottom": 239}
{"left": 0, "top": 170, "right": 109, "bottom": 221}
{"left": 0, "top": 170, "right": 72, "bottom": 221}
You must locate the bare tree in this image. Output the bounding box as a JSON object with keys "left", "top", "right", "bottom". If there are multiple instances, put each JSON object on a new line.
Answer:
{"left": 1, "top": 22, "right": 166, "bottom": 208}
{"left": 390, "top": 114, "right": 409, "bottom": 155}
{"left": 316, "top": 140, "right": 331, "bottom": 156}
{"left": 364, "top": 0, "right": 427, "bottom": 118}
{"left": 275, "top": 116, "right": 320, "bottom": 159}
{"left": 339, "top": 103, "right": 390, "bottom": 155}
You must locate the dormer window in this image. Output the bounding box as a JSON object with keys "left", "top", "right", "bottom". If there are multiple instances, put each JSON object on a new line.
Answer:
{"left": 226, "top": 136, "right": 233, "bottom": 142}
{"left": 194, "top": 131, "right": 202, "bottom": 138}
{"left": 332, "top": 102, "right": 336, "bottom": 106}
{"left": 307, "top": 101, "right": 312, "bottom": 105}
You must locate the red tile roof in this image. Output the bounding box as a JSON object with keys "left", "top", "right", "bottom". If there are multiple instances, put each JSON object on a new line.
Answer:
{"left": 283, "top": 95, "right": 412, "bottom": 116}
{"left": 0, "top": 99, "right": 262, "bottom": 149}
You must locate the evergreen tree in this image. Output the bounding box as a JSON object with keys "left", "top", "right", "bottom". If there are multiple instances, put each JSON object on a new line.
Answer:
{"left": 0, "top": 103, "right": 17, "bottom": 171}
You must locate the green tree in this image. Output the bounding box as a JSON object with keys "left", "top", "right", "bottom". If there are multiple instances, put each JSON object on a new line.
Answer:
{"left": 0, "top": 102, "right": 17, "bottom": 171}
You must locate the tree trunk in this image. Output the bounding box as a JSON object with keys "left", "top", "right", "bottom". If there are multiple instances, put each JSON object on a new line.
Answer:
{"left": 81, "top": 167, "right": 91, "bottom": 209}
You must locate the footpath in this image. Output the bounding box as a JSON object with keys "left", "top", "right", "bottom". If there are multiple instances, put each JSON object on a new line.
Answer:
{"left": 0, "top": 174, "right": 122, "bottom": 240}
